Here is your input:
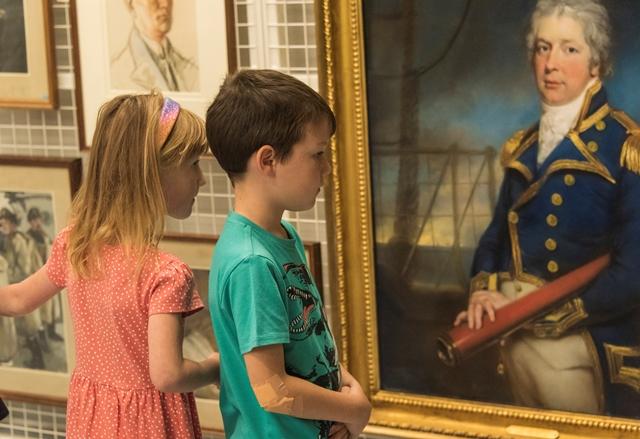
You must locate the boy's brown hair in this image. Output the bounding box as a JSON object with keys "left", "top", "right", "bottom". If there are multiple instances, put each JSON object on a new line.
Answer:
{"left": 205, "top": 69, "right": 336, "bottom": 181}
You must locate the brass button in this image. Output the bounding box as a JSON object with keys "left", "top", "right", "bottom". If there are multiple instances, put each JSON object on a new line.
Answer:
{"left": 587, "top": 141, "right": 599, "bottom": 153}
{"left": 564, "top": 174, "right": 575, "bottom": 186}
{"left": 595, "top": 120, "right": 606, "bottom": 131}
{"left": 508, "top": 211, "right": 519, "bottom": 224}
{"left": 545, "top": 238, "right": 557, "bottom": 251}
{"left": 497, "top": 363, "right": 505, "bottom": 375}
{"left": 546, "top": 214, "right": 558, "bottom": 227}
{"left": 551, "top": 193, "right": 563, "bottom": 206}
{"left": 547, "top": 260, "right": 559, "bottom": 273}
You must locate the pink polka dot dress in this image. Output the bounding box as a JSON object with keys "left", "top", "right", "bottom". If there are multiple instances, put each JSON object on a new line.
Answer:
{"left": 46, "top": 228, "right": 204, "bottom": 438}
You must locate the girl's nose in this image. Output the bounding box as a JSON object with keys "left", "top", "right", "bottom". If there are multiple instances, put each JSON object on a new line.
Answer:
{"left": 198, "top": 166, "right": 206, "bottom": 187}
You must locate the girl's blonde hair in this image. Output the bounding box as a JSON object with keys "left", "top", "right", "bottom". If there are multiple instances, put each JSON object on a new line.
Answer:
{"left": 68, "top": 92, "right": 208, "bottom": 277}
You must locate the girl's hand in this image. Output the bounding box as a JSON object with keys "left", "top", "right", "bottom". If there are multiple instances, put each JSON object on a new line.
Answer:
{"left": 204, "top": 352, "right": 220, "bottom": 385}
{"left": 453, "top": 290, "right": 511, "bottom": 329}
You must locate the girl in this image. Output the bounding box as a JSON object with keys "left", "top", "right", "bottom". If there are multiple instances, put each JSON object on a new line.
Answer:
{"left": 0, "top": 93, "right": 219, "bottom": 438}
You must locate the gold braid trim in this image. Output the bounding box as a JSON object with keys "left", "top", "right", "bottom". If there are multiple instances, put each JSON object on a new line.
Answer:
{"left": 621, "top": 136, "right": 640, "bottom": 175}
{"left": 500, "top": 129, "right": 526, "bottom": 166}
{"left": 612, "top": 110, "right": 640, "bottom": 175}
{"left": 469, "top": 271, "right": 498, "bottom": 294}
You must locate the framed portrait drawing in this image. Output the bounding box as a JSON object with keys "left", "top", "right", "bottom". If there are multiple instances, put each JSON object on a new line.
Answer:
{"left": 0, "top": 0, "right": 57, "bottom": 108}
{"left": 75, "top": 0, "right": 233, "bottom": 148}
{"left": 318, "top": 0, "right": 640, "bottom": 437}
{"left": 0, "top": 157, "right": 81, "bottom": 403}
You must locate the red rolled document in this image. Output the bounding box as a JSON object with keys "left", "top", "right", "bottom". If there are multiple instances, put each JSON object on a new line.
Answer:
{"left": 437, "top": 254, "right": 611, "bottom": 367}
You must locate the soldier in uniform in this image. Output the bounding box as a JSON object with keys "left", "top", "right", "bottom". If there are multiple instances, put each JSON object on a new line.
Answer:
{"left": 0, "top": 207, "right": 45, "bottom": 369}
{"left": 26, "top": 207, "right": 62, "bottom": 344}
{"left": 0, "top": 253, "right": 16, "bottom": 365}
{"left": 455, "top": 0, "right": 640, "bottom": 417}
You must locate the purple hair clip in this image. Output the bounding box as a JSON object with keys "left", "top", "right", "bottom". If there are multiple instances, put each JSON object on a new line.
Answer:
{"left": 158, "top": 97, "right": 180, "bottom": 147}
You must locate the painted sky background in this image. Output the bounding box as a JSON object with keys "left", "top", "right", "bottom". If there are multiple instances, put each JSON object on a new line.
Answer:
{"left": 365, "top": 0, "right": 640, "bottom": 152}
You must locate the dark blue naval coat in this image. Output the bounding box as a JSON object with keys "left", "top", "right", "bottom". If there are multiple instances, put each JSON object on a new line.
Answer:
{"left": 471, "top": 81, "right": 640, "bottom": 416}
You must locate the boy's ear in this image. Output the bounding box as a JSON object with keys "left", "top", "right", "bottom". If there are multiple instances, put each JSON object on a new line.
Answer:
{"left": 255, "top": 144, "right": 277, "bottom": 176}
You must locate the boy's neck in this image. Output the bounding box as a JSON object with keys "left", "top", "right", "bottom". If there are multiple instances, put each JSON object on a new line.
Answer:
{"left": 234, "top": 188, "right": 287, "bottom": 239}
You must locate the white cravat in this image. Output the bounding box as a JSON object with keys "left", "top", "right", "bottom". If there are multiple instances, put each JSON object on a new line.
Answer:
{"left": 537, "top": 78, "right": 597, "bottom": 166}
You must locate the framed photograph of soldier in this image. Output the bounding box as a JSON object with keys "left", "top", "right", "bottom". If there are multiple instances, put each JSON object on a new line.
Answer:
{"left": 0, "top": 156, "right": 81, "bottom": 403}
{"left": 159, "top": 233, "right": 324, "bottom": 433}
{"left": 318, "top": 0, "right": 640, "bottom": 437}
{"left": 0, "top": 0, "right": 57, "bottom": 109}
{"left": 74, "top": 0, "right": 234, "bottom": 149}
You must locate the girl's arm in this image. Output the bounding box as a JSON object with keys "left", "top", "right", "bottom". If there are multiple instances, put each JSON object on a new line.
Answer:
{"left": 244, "top": 344, "right": 371, "bottom": 435}
{"left": 148, "top": 313, "right": 220, "bottom": 393}
{"left": 0, "top": 266, "right": 61, "bottom": 316}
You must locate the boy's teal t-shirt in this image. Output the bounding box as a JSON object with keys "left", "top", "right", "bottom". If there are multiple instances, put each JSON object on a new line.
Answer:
{"left": 209, "top": 212, "right": 340, "bottom": 438}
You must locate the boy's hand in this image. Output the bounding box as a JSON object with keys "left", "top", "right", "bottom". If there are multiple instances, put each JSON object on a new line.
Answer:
{"left": 329, "top": 422, "right": 350, "bottom": 439}
{"left": 340, "top": 383, "right": 371, "bottom": 438}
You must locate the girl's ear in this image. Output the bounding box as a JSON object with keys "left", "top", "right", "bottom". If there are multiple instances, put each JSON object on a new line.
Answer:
{"left": 255, "top": 144, "right": 277, "bottom": 176}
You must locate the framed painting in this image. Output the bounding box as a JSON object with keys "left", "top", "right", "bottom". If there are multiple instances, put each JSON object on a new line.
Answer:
{"left": 0, "top": 0, "right": 57, "bottom": 109}
{"left": 0, "top": 157, "right": 81, "bottom": 403}
{"left": 160, "top": 234, "right": 324, "bottom": 432}
{"left": 318, "top": 0, "right": 640, "bottom": 437}
{"left": 74, "top": 0, "right": 234, "bottom": 149}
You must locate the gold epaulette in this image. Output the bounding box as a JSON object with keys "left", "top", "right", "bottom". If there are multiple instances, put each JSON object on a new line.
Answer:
{"left": 612, "top": 110, "right": 640, "bottom": 175}
{"left": 500, "top": 129, "right": 526, "bottom": 167}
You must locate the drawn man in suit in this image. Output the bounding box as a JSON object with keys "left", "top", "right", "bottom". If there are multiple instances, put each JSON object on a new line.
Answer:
{"left": 110, "top": 0, "right": 199, "bottom": 92}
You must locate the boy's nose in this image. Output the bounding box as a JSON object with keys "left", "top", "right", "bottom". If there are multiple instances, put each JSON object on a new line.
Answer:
{"left": 323, "top": 157, "right": 332, "bottom": 178}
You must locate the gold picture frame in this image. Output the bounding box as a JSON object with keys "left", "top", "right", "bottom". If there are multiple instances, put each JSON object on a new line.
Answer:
{"left": 0, "top": 0, "right": 57, "bottom": 109}
{"left": 317, "top": 1, "right": 640, "bottom": 437}
{"left": 0, "top": 157, "right": 81, "bottom": 404}
{"left": 160, "top": 234, "right": 324, "bottom": 434}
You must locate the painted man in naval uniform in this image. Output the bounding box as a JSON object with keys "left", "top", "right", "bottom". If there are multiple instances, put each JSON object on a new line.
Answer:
{"left": 455, "top": 0, "right": 640, "bottom": 418}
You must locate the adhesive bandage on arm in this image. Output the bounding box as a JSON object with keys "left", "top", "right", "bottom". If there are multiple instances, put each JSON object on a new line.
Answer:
{"left": 253, "top": 374, "right": 304, "bottom": 417}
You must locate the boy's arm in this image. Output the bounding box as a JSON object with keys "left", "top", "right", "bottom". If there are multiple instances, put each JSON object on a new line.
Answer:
{"left": 244, "top": 344, "right": 371, "bottom": 427}
{"left": 0, "top": 266, "right": 61, "bottom": 316}
{"left": 148, "top": 312, "right": 220, "bottom": 393}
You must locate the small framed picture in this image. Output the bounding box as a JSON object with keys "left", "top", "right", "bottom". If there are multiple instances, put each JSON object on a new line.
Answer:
{"left": 0, "top": 156, "right": 81, "bottom": 402}
{"left": 0, "top": 0, "right": 57, "bottom": 109}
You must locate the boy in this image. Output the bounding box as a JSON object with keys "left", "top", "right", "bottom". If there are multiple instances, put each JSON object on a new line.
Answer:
{"left": 206, "top": 69, "right": 371, "bottom": 438}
